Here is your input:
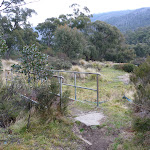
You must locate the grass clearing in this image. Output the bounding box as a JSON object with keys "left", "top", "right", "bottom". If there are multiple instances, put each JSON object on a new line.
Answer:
{"left": 0, "top": 62, "right": 145, "bottom": 149}
{"left": 0, "top": 114, "right": 81, "bottom": 150}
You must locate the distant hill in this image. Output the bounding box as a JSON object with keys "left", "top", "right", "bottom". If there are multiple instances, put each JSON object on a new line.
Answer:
{"left": 92, "top": 7, "right": 150, "bottom": 32}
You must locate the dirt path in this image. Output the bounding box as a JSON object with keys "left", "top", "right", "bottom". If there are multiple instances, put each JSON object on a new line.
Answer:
{"left": 70, "top": 107, "right": 119, "bottom": 150}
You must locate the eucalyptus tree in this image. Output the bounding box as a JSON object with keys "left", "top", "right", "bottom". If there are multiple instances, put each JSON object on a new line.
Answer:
{"left": 84, "top": 20, "right": 135, "bottom": 62}
{"left": 36, "top": 3, "right": 92, "bottom": 47}
{"left": 53, "top": 25, "right": 90, "bottom": 59}
{"left": 0, "top": 4, "right": 38, "bottom": 58}
{"left": 125, "top": 26, "right": 150, "bottom": 58}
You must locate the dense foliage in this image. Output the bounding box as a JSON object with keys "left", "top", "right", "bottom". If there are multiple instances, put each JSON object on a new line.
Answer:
{"left": 12, "top": 45, "right": 49, "bottom": 82}
{"left": 131, "top": 57, "right": 150, "bottom": 131}
{"left": 125, "top": 26, "right": 150, "bottom": 58}
{"left": 54, "top": 25, "right": 89, "bottom": 59}
{"left": 0, "top": 3, "right": 39, "bottom": 58}
{"left": 84, "top": 21, "right": 135, "bottom": 62}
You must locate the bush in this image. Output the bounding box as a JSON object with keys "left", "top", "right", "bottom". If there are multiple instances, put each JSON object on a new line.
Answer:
{"left": 71, "top": 65, "right": 85, "bottom": 79}
{"left": 114, "top": 63, "right": 135, "bottom": 73}
{"left": 133, "top": 117, "right": 150, "bottom": 132}
{"left": 131, "top": 56, "right": 150, "bottom": 132}
{"left": 79, "top": 59, "right": 88, "bottom": 66}
{"left": 122, "top": 63, "right": 135, "bottom": 72}
{"left": 35, "top": 79, "right": 70, "bottom": 116}
{"left": 51, "top": 59, "right": 72, "bottom": 70}
{"left": 0, "top": 81, "right": 30, "bottom": 128}
{"left": 35, "top": 79, "right": 59, "bottom": 115}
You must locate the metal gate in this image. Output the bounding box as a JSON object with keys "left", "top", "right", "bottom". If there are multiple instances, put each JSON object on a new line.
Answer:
{"left": 51, "top": 70, "right": 101, "bottom": 106}
{"left": 2, "top": 69, "right": 101, "bottom": 106}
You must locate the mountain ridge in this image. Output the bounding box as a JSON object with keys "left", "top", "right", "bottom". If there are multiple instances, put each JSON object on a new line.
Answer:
{"left": 91, "top": 7, "right": 150, "bottom": 32}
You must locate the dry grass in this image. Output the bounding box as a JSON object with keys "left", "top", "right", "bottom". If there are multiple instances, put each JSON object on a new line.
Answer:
{"left": 1, "top": 59, "right": 19, "bottom": 84}
{"left": 2, "top": 59, "right": 19, "bottom": 70}
{"left": 79, "top": 59, "right": 88, "bottom": 66}
{"left": 71, "top": 65, "right": 86, "bottom": 79}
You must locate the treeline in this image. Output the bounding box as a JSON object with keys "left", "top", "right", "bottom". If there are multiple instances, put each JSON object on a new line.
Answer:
{"left": 125, "top": 26, "right": 150, "bottom": 58}
{"left": 93, "top": 7, "right": 150, "bottom": 32}
{"left": 35, "top": 4, "right": 134, "bottom": 62}
{"left": 1, "top": 2, "right": 149, "bottom": 63}
{"left": 0, "top": 2, "right": 135, "bottom": 63}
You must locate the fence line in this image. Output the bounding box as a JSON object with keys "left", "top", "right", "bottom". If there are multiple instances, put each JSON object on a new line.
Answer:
{"left": 51, "top": 70, "right": 101, "bottom": 106}
{"left": 2, "top": 69, "right": 101, "bottom": 106}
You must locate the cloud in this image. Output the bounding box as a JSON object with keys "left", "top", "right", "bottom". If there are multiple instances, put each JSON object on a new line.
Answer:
{"left": 27, "top": 0, "right": 150, "bottom": 26}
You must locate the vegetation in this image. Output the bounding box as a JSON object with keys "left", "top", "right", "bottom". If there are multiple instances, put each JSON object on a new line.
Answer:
{"left": 0, "top": 1, "right": 150, "bottom": 150}
{"left": 54, "top": 25, "right": 89, "bottom": 59}
{"left": 84, "top": 21, "right": 135, "bottom": 62}
{"left": 131, "top": 57, "right": 150, "bottom": 132}
{"left": 114, "top": 63, "right": 136, "bottom": 73}
{"left": 125, "top": 26, "right": 150, "bottom": 59}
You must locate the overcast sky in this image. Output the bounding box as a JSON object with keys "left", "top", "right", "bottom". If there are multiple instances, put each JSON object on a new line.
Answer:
{"left": 26, "top": 0, "right": 150, "bottom": 26}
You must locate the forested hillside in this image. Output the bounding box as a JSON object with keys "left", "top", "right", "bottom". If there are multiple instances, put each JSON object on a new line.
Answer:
{"left": 91, "top": 10, "right": 133, "bottom": 22}
{"left": 92, "top": 7, "right": 150, "bottom": 32}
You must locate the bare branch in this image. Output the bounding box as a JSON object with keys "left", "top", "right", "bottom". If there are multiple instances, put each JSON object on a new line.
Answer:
{"left": 0, "top": 0, "right": 5, "bottom": 8}
{"left": 0, "top": 0, "right": 40, "bottom": 12}
{"left": 0, "top": 0, "right": 14, "bottom": 12}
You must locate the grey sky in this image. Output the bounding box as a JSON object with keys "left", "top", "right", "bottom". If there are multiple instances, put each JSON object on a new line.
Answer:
{"left": 26, "top": 0, "right": 150, "bottom": 26}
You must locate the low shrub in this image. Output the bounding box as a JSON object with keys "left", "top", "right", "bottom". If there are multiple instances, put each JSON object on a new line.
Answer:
{"left": 51, "top": 59, "right": 72, "bottom": 70}
{"left": 35, "top": 79, "right": 70, "bottom": 116}
{"left": 133, "top": 116, "right": 150, "bottom": 132}
{"left": 114, "top": 63, "right": 135, "bottom": 73}
{"left": 122, "top": 64, "right": 135, "bottom": 73}
{"left": 0, "top": 80, "right": 30, "bottom": 128}
{"left": 131, "top": 56, "right": 150, "bottom": 132}
{"left": 71, "top": 65, "right": 85, "bottom": 79}
{"left": 92, "top": 62, "right": 103, "bottom": 71}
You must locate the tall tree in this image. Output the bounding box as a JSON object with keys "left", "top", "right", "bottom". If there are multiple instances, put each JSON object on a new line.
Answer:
{"left": 36, "top": 3, "right": 92, "bottom": 47}
{"left": 0, "top": 4, "right": 38, "bottom": 58}
{"left": 53, "top": 25, "right": 90, "bottom": 59}
{"left": 125, "top": 27, "right": 150, "bottom": 58}
{"left": 36, "top": 17, "right": 61, "bottom": 47}
{"left": 83, "top": 21, "right": 135, "bottom": 62}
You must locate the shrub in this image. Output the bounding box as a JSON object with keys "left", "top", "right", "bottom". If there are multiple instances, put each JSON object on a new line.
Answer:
{"left": 61, "top": 90, "right": 70, "bottom": 115}
{"left": 122, "top": 64, "right": 135, "bottom": 73}
{"left": 131, "top": 56, "right": 150, "bottom": 132}
{"left": 133, "top": 117, "right": 150, "bottom": 132}
{"left": 92, "top": 61, "right": 103, "bottom": 71}
{"left": 0, "top": 80, "right": 30, "bottom": 128}
{"left": 35, "top": 79, "right": 70, "bottom": 116}
{"left": 35, "top": 79, "right": 59, "bottom": 115}
{"left": 51, "top": 59, "right": 72, "bottom": 70}
{"left": 114, "top": 63, "right": 135, "bottom": 73}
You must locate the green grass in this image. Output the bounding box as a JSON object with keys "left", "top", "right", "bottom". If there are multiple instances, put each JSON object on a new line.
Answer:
{"left": 0, "top": 114, "right": 81, "bottom": 150}
{"left": 62, "top": 67, "right": 131, "bottom": 103}
{"left": 0, "top": 65, "right": 143, "bottom": 150}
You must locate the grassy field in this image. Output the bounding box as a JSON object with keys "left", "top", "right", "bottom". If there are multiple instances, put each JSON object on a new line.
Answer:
{"left": 0, "top": 61, "right": 148, "bottom": 150}
{"left": 61, "top": 67, "right": 133, "bottom": 103}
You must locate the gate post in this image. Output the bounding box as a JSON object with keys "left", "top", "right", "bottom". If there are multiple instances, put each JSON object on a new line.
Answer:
{"left": 74, "top": 73, "right": 77, "bottom": 100}
{"left": 97, "top": 74, "right": 99, "bottom": 107}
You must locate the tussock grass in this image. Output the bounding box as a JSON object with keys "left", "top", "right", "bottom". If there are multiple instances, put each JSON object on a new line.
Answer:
{"left": 79, "top": 59, "right": 88, "bottom": 66}
{"left": 71, "top": 65, "right": 86, "bottom": 79}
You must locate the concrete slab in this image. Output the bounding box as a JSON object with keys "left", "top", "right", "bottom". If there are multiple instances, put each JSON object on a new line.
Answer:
{"left": 75, "top": 112, "right": 104, "bottom": 126}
